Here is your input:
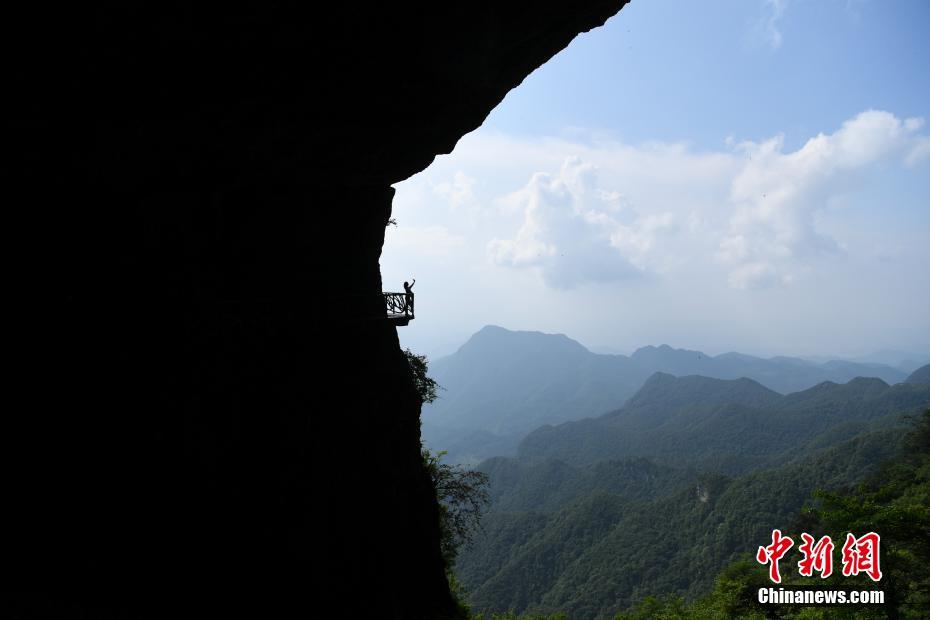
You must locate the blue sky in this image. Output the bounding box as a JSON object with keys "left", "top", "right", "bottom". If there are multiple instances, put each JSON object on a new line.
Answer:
{"left": 381, "top": 0, "right": 930, "bottom": 360}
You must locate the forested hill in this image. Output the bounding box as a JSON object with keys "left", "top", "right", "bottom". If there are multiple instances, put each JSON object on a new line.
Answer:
{"left": 518, "top": 373, "right": 930, "bottom": 473}
{"left": 614, "top": 409, "right": 930, "bottom": 619}
{"left": 456, "top": 374, "right": 930, "bottom": 618}
{"left": 461, "top": 427, "right": 910, "bottom": 619}
{"left": 421, "top": 326, "right": 912, "bottom": 463}
{"left": 905, "top": 362, "right": 930, "bottom": 384}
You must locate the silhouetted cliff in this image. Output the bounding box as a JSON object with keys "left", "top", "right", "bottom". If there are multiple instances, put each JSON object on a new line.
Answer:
{"left": 6, "top": 2, "right": 628, "bottom": 618}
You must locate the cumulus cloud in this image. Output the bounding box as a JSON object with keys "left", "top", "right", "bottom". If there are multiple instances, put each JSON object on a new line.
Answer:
{"left": 390, "top": 109, "right": 927, "bottom": 294}
{"left": 719, "top": 110, "right": 927, "bottom": 288}
{"left": 487, "top": 157, "right": 676, "bottom": 289}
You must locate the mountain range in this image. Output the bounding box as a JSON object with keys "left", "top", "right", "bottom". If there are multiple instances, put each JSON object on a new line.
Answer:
{"left": 456, "top": 369, "right": 930, "bottom": 618}
{"left": 518, "top": 372, "right": 930, "bottom": 473}
{"left": 422, "top": 325, "right": 920, "bottom": 463}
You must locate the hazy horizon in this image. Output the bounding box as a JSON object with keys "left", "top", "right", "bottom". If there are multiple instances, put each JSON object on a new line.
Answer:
{"left": 381, "top": 0, "right": 930, "bottom": 361}
{"left": 422, "top": 323, "right": 929, "bottom": 366}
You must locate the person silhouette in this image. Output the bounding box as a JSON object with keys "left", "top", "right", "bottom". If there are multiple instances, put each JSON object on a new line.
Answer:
{"left": 403, "top": 278, "right": 415, "bottom": 315}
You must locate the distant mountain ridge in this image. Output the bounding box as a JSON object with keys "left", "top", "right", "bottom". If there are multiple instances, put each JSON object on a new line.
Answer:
{"left": 621, "top": 372, "right": 781, "bottom": 421}
{"left": 905, "top": 363, "right": 930, "bottom": 384}
{"left": 518, "top": 372, "right": 930, "bottom": 473}
{"left": 422, "top": 326, "right": 915, "bottom": 463}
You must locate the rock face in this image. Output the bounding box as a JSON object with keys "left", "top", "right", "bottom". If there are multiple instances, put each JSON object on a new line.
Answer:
{"left": 8, "top": 2, "right": 628, "bottom": 618}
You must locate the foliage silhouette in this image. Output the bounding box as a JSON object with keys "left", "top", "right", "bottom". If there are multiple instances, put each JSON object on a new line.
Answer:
{"left": 424, "top": 448, "right": 491, "bottom": 566}
{"left": 406, "top": 347, "right": 442, "bottom": 405}
{"left": 406, "top": 347, "right": 489, "bottom": 616}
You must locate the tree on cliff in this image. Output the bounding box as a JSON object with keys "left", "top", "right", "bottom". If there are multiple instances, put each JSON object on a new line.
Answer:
{"left": 404, "top": 348, "right": 489, "bottom": 563}
{"left": 422, "top": 448, "right": 490, "bottom": 566}
{"left": 405, "top": 347, "right": 441, "bottom": 406}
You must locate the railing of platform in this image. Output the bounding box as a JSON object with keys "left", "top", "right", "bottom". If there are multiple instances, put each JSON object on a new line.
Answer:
{"left": 383, "top": 292, "right": 413, "bottom": 318}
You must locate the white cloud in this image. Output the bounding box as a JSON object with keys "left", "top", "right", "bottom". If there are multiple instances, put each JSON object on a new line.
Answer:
{"left": 387, "top": 109, "right": 927, "bottom": 295}
{"left": 432, "top": 171, "right": 478, "bottom": 211}
{"left": 487, "top": 157, "right": 677, "bottom": 288}
{"left": 719, "top": 110, "right": 926, "bottom": 288}
{"left": 383, "top": 111, "right": 930, "bottom": 359}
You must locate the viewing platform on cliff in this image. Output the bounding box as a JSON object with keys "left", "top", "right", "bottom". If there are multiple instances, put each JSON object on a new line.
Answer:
{"left": 384, "top": 292, "right": 414, "bottom": 326}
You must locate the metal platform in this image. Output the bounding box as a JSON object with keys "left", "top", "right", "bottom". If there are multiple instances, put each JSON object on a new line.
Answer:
{"left": 383, "top": 292, "right": 414, "bottom": 326}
